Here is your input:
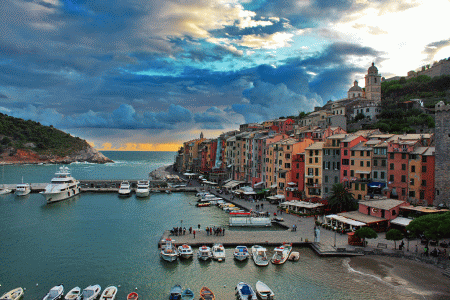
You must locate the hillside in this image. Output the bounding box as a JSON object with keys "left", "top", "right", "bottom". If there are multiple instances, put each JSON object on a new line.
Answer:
{"left": 0, "top": 113, "right": 112, "bottom": 164}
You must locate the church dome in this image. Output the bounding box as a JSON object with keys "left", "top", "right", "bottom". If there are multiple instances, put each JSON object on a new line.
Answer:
{"left": 368, "top": 62, "right": 378, "bottom": 75}
{"left": 348, "top": 80, "right": 363, "bottom": 92}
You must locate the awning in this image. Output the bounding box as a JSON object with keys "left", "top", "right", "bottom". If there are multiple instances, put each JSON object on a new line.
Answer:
{"left": 203, "top": 181, "right": 218, "bottom": 185}
{"left": 355, "top": 170, "right": 371, "bottom": 174}
{"left": 368, "top": 182, "right": 386, "bottom": 188}
{"left": 390, "top": 217, "right": 413, "bottom": 227}
{"left": 270, "top": 184, "right": 277, "bottom": 189}
{"left": 243, "top": 191, "right": 256, "bottom": 195}
{"left": 326, "top": 214, "right": 366, "bottom": 226}
{"left": 253, "top": 181, "right": 265, "bottom": 188}
{"left": 183, "top": 172, "right": 197, "bottom": 176}
{"left": 287, "top": 182, "right": 296, "bottom": 186}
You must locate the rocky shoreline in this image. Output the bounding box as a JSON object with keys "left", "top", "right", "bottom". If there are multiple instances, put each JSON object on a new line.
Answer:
{"left": 0, "top": 147, "right": 113, "bottom": 165}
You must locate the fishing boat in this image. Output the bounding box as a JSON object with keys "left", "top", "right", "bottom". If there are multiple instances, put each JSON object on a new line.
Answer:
{"left": 250, "top": 245, "right": 269, "bottom": 266}
{"left": 271, "top": 243, "right": 292, "bottom": 265}
{"left": 64, "top": 287, "right": 81, "bottom": 300}
{"left": 118, "top": 181, "right": 131, "bottom": 196}
{"left": 15, "top": 178, "right": 31, "bottom": 196}
{"left": 40, "top": 166, "right": 80, "bottom": 203}
{"left": 0, "top": 288, "right": 23, "bottom": 300}
{"left": 169, "top": 285, "right": 182, "bottom": 300}
{"left": 81, "top": 285, "right": 101, "bottom": 300}
{"left": 211, "top": 243, "right": 226, "bottom": 262}
{"left": 197, "top": 245, "right": 212, "bottom": 261}
{"left": 235, "top": 282, "right": 257, "bottom": 300}
{"left": 135, "top": 180, "right": 150, "bottom": 198}
{"left": 196, "top": 202, "right": 210, "bottom": 207}
{"left": 160, "top": 238, "right": 178, "bottom": 262}
{"left": 99, "top": 286, "right": 117, "bottom": 300}
{"left": 233, "top": 246, "right": 249, "bottom": 261}
{"left": 199, "top": 287, "right": 215, "bottom": 300}
{"left": 43, "top": 285, "right": 64, "bottom": 300}
{"left": 255, "top": 281, "right": 275, "bottom": 300}
{"left": 126, "top": 292, "right": 138, "bottom": 300}
{"left": 177, "top": 244, "right": 193, "bottom": 259}
{"left": 180, "top": 289, "right": 194, "bottom": 300}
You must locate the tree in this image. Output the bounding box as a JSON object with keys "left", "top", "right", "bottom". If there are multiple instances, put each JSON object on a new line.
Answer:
{"left": 355, "top": 227, "right": 378, "bottom": 247}
{"left": 406, "top": 212, "right": 450, "bottom": 243}
{"left": 386, "top": 229, "right": 403, "bottom": 249}
{"left": 327, "top": 183, "right": 358, "bottom": 213}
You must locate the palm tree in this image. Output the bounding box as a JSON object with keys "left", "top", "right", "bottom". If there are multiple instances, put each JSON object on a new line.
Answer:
{"left": 327, "top": 183, "right": 358, "bottom": 213}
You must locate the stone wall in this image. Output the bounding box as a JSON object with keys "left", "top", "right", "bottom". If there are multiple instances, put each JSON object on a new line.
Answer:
{"left": 434, "top": 101, "right": 450, "bottom": 206}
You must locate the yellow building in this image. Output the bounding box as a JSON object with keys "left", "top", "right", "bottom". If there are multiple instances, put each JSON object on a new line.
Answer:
{"left": 305, "top": 142, "right": 324, "bottom": 198}
{"left": 349, "top": 142, "right": 373, "bottom": 200}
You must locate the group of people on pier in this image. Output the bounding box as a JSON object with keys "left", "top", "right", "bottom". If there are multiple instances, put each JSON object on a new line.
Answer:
{"left": 205, "top": 226, "right": 225, "bottom": 236}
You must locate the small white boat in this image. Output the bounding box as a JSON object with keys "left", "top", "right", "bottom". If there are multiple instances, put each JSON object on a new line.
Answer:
{"left": 235, "top": 282, "right": 257, "bottom": 300}
{"left": 233, "top": 246, "right": 249, "bottom": 261}
{"left": 211, "top": 244, "right": 226, "bottom": 262}
{"left": 15, "top": 182, "right": 31, "bottom": 196}
{"left": 289, "top": 251, "right": 300, "bottom": 261}
{"left": 160, "top": 238, "right": 178, "bottom": 262}
{"left": 64, "top": 287, "right": 81, "bottom": 300}
{"left": 135, "top": 180, "right": 150, "bottom": 198}
{"left": 118, "top": 181, "right": 131, "bottom": 196}
{"left": 250, "top": 245, "right": 269, "bottom": 267}
{"left": 0, "top": 288, "right": 23, "bottom": 300}
{"left": 0, "top": 187, "right": 12, "bottom": 195}
{"left": 271, "top": 243, "right": 292, "bottom": 265}
{"left": 178, "top": 244, "right": 194, "bottom": 259}
{"left": 81, "top": 285, "right": 101, "bottom": 300}
{"left": 99, "top": 286, "right": 117, "bottom": 300}
{"left": 43, "top": 285, "right": 64, "bottom": 300}
{"left": 197, "top": 245, "right": 212, "bottom": 261}
{"left": 255, "top": 281, "right": 275, "bottom": 300}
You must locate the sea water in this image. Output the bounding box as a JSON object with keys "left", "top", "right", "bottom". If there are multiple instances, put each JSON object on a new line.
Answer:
{"left": 0, "top": 152, "right": 428, "bottom": 299}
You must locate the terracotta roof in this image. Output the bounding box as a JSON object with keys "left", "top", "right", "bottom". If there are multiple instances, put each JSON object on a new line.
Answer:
{"left": 338, "top": 211, "right": 386, "bottom": 224}
{"left": 359, "top": 199, "right": 406, "bottom": 210}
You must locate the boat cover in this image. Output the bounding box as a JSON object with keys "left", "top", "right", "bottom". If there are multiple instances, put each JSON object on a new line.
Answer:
{"left": 240, "top": 285, "right": 251, "bottom": 295}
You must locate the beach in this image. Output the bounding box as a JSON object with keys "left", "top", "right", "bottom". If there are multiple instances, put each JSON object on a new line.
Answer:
{"left": 347, "top": 255, "right": 450, "bottom": 299}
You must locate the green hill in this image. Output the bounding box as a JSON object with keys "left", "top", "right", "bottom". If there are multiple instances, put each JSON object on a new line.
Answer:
{"left": 0, "top": 113, "right": 90, "bottom": 157}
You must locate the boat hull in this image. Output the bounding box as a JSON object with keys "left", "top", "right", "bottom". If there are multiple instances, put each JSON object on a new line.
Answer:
{"left": 1, "top": 287, "right": 24, "bottom": 300}
{"left": 135, "top": 190, "right": 149, "bottom": 197}
{"left": 41, "top": 187, "right": 80, "bottom": 204}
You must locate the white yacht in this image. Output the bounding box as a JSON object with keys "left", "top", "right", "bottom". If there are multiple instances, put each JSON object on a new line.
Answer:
{"left": 41, "top": 167, "right": 80, "bottom": 204}
{"left": 135, "top": 180, "right": 150, "bottom": 198}
{"left": 211, "top": 244, "right": 226, "bottom": 262}
{"left": 15, "top": 178, "right": 31, "bottom": 196}
{"left": 118, "top": 181, "right": 131, "bottom": 196}
{"left": 177, "top": 244, "right": 194, "bottom": 259}
{"left": 197, "top": 245, "right": 212, "bottom": 261}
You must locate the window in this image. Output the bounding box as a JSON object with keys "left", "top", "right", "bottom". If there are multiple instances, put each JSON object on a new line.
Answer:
{"left": 390, "top": 175, "right": 394, "bottom": 182}
{"left": 285, "top": 163, "right": 290, "bottom": 168}
{"left": 358, "top": 194, "right": 361, "bottom": 200}
{"left": 344, "top": 142, "right": 348, "bottom": 147}
{"left": 315, "top": 157, "right": 319, "bottom": 163}
{"left": 324, "top": 176, "right": 329, "bottom": 183}
{"left": 373, "top": 159, "right": 378, "bottom": 166}
{"left": 411, "top": 165, "right": 415, "bottom": 172}
{"left": 422, "top": 156, "right": 427, "bottom": 163}
{"left": 420, "top": 190, "right": 425, "bottom": 199}
{"left": 401, "top": 175, "right": 406, "bottom": 182}
{"left": 334, "top": 176, "right": 338, "bottom": 183}
{"left": 285, "top": 154, "right": 290, "bottom": 159}
{"left": 296, "top": 173, "right": 299, "bottom": 179}
{"left": 361, "top": 184, "right": 365, "bottom": 191}
{"left": 355, "top": 183, "right": 359, "bottom": 190}
{"left": 360, "top": 161, "right": 364, "bottom": 167}
{"left": 401, "top": 164, "right": 406, "bottom": 170}
{"left": 402, "top": 153, "right": 406, "bottom": 159}
{"left": 315, "top": 150, "right": 319, "bottom": 155}
{"left": 367, "top": 161, "right": 370, "bottom": 167}
{"left": 351, "top": 151, "right": 355, "bottom": 156}
{"left": 390, "top": 153, "right": 394, "bottom": 159}
{"left": 402, "top": 188, "right": 406, "bottom": 196}
{"left": 309, "top": 158, "right": 312, "bottom": 163}
{"left": 366, "top": 108, "right": 370, "bottom": 113}
{"left": 342, "top": 159, "right": 349, "bottom": 165}
{"left": 351, "top": 160, "right": 355, "bottom": 166}
{"left": 315, "top": 168, "right": 319, "bottom": 176}
{"left": 308, "top": 168, "right": 314, "bottom": 175}
{"left": 367, "top": 151, "right": 370, "bottom": 156}
{"left": 409, "top": 191, "right": 415, "bottom": 198}
{"left": 421, "top": 180, "right": 426, "bottom": 186}
{"left": 344, "top": 150, "right": 348, "bottom": 156}
{"left": 390, "top": 163, "right": 394, "bottom": 170}
{"left": 410, "top": 178, "right": 414, "bottom": 185}
{"left": 422, "top": 166, "right": 427, "bottom": 173}
{"left": 343, "top": 170, "right": 348, "bottom": 176}
{"left": 381, "top": 160, "right": 386, "bottom": 167}
{"left": 351, "top": 170, "right": 354, "bottom": 177}
{"left": 360, "top": 151, "right": 364, "bottom": 157}
{"left": 373, "top": 171, "right": 378, "bottom": 179}
{"left": 380, "top": 172, "right": 385, "bottom": 179}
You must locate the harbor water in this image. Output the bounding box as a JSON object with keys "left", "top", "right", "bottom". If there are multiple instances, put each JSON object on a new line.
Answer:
{"left": 0, "top": 152, "right": 445, "bottom": 299}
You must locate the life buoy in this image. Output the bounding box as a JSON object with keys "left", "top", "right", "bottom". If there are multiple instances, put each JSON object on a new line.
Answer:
{"left": 372, "top": 207, "right": 379, "bottom": 213}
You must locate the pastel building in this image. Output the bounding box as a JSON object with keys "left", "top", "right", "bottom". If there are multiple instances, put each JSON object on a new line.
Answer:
{"left": 305, "top": 142, "right": 324, "bottom": 197}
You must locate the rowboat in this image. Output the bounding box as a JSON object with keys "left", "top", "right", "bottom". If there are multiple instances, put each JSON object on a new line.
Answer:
{"left": 43, "top": 285, "right": 64, "bottom": 300}
{"left": 126, "top": 293, "right": 138, "bottom": 300}
{"left": 199, "top": 287, "right": 215, "bottom": 300}
{"left": 181, "top": 288, "right": 194, "bottom": 300}
{"left": 235, "top": 282, "right": 257, "bottom": 300}
{"left": 255, "top": 281, "right": 275, "bottom": 300}
{"left": 271, "top": 243, "right": 292, "bottom": 265}
{"left": 288, "top": 251, "right": 300, "bottom": 261}
{"left": 169, "top": 285, "right": 182, "bottom": 300}
{"left": 64, "top": 287, "right": 81, "bottom": 300}
{"left": 81, "top": 285, "right": 101, "bottom": 300}
{"left": 0, "top": 288, "right": 23, "bottom": 300}
{"left": 99, "top": 286, "right": 117, "bottom": 300}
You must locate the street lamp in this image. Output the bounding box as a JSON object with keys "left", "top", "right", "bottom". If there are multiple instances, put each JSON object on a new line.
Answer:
{"left": 407, "top": 230, "right": 410, "bottom": 252}
{"left": 334, "top": 229, "right": 337, "bottom": 248}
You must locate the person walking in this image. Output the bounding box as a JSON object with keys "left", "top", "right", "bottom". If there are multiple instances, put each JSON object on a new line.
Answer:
{"left": 223, "top": 228, "right": 225, "bottom": 236}
{"left": 193, "top": 230, "right": 196, "bottom": 239}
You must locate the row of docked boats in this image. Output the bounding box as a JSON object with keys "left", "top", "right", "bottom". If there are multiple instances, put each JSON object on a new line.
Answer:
{"left": 0, "top": 285, "right": 123, "bottom": 300}
{"left": 118, "top": 180, "right": 171, "bottom": 197}
{"left": 160, "top": 239, "right": 227, "bottom": 262}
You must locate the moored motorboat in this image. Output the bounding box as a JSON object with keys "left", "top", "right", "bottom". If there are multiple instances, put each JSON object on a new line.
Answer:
{"left": 0, "top": 287, "right": 24, "bottom": 300}
{"left": 289, "top": 251, "right": 300, "bottom": 261}
{"left": 126, "top": 292, "right": 138, "bottom": 300}
{"left": 255, "top": 281, "right": 275, "bottom": 300}
{"left": 233, "top": 246, "right": 249, "bottom": 261}
{"left": 196, "top": 202, "right": 210, "bottom": 207}
{"left": 211, "top": 243, "right": 226, "bottom": 262}
{"left": 177, "top": 244, "right": 193, "bottom": 259}
{"left": 180, "top": 289, "right": 194, "bottom": 300}
{"left": 197, "top": 245, "right": 212, "bottom": 261}
{"left": 135, "top": 180, "right": 150, "bottom": 198}
{"left": 169, "top": 285, "right": 182, "bottom": 300}
{"left": 118, "top": 181, "right": 131, "bottom": 196}
{"left": 40, "top": 167, "right": 80, "bottom": 203}
{"left": 64, "top": 287, "right": 81, "bottom": 300}
{"left": 235, "top": 282, "right": 257, "bottom": 300}
{"left": 15, "top": 179, "right": 31, "bottom": 196}
{"left": 43, "top": 285, "right": 64, "bottom": 300}
{"left": 199, "top": 287, "right": 215, "bottom": 300}
{"left": 250, "top": 245, "right": 269, "bottom": 266}
{"left": 99, "top": 286, "right": 117, "bottom": 300}
{"left": 81, "top": 285, "right": 101, "bottom": 300}
{"left": 160, "top": 238, "right": 178, "bottom": 262}
{"left": 271, "top": 243, "right": 292, "bottom": 265}
{"left": 0, "top": 187, "right": 12, "bottom": 195}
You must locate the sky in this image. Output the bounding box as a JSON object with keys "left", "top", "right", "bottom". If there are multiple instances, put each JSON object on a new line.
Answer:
{"left": 0, "top": 0, "right": 449, "bottom": 151}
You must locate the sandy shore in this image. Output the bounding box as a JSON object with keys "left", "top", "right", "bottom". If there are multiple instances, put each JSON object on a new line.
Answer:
{"left": 347, "top": 255, "right": 450, "bottom": 299}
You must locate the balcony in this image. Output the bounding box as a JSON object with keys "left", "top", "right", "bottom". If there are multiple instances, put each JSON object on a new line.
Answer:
{"left": 305, "top": 174, "right": 314, "bottom": 178}
{"left": 306, "top": 183, "right": 321, "bottom": 188}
